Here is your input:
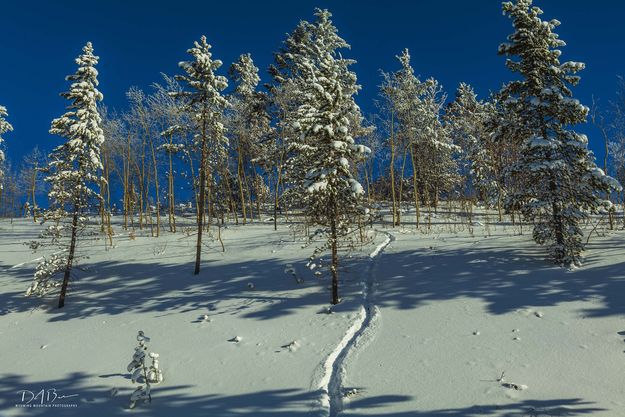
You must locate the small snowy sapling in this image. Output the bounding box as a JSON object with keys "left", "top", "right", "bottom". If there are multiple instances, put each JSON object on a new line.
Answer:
{"left": 127, "top": 331, "right": 163, "bottom": 409}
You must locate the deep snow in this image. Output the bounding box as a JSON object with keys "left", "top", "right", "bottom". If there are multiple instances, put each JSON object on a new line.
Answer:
{"left": 1, "top": 210, "right": 625, "bottom": 416}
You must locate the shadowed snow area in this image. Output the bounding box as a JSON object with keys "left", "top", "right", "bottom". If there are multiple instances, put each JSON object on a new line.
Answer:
{"left": 1, "top": 214, "right": 625, "bottom": 416}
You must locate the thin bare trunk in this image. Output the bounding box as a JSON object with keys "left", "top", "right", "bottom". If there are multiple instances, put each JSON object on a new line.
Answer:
{"left": 410, "top": 145, "right": 420, "bottom": 228}
{"left": 195, "top": 111, "right": 208, "bottom": 275}
{"left": 167, "top": 145, "right": 176, "bottom": 232}
{"left": 237, "top": 144, "right": 247, "bottom": 224}
{"left": 330, "top": 212, "right": 339, "bottom": 305}
{"left": 389, "top": 110, "right": 398, "bottom": 226}
{"left": 148, "top": 135, "right": 161, "bottom": 237}
{"left": 58, "top": 207, "right": 79, "bottom": 309}
{"left": 397, "top": 147, "right": 408, "bottom": 226}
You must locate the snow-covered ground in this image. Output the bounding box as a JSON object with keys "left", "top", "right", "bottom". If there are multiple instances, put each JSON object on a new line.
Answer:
{"left": 1, "top": 211, "right": 625, "bottom": 416}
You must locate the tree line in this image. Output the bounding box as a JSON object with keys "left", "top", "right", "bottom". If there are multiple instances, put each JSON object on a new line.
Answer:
{"left": 0, "top": 0, "right": 621, "bottom": 309}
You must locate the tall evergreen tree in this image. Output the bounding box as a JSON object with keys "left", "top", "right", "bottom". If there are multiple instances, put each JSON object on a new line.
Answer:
{"left": 287, "top": 9, "right": 370, "bottom": 305}
{"left": 172, "top": 36, "right": 228, "bottom": 275}
{"left": 498, "top": 0, "right": 621, "bottom": 265}
{"left": 27, "top": 42, "right": 105, "bottom": 307}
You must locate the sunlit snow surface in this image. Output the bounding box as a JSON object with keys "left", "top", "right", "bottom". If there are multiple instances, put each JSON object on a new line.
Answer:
{"left": 1, "top": 209, "right": 624, "bottom": 416}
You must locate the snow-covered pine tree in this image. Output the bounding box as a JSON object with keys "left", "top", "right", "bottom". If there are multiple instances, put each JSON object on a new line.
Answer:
{"left": 171, "top": 36, "right": 228, "bottom": 275}
{"left": 0, "top": 105, "right": 13, "bottom": 198}
{"left": 228, "top": 53, "right": 272, "bottom": 223}
{"left": 127, "top": 330, "right": 163, "bottom": 409}
{"left": 27, "top": 42, "right": 105, "bottom": 307}
{"left": 287, "top": 9, "right": 371, "bottom": 305}
{"left": 498, "top": 0, "right": 621, "bottom": 265}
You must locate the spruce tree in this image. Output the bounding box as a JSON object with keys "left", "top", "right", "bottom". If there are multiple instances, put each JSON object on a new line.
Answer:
{"left": 498, "top": 0, "right": 621, "bottom": 265}
{"left": 288, "top": 9, "right": 370, "bottom": 305}
{"left": 171, "top": 36, "right": 228, "bottom": 275}
{"left": 27, "top": 42, "right": 105, "bottom": 307}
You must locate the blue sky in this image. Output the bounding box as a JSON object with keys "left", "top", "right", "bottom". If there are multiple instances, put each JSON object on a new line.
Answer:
{"left": 1, "top": 0, "right": 624, "bottom": 165}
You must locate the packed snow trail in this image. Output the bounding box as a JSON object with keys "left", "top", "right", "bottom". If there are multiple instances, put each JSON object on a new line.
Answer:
{"left": 316, "top": 231, "right": 394, "bottom": 417}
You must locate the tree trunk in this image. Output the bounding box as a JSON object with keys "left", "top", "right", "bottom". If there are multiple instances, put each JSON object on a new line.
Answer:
{"left": 30, "top": 164, "right": 38, "bottom": 223}
{"left": 123, "top": 133, "right": 131, "bottom": 230}
{"left": 550, "top": 179, "right": 565, "bottom": 262}
{"left": 244, "top": 165, "right": 254, "bottom": 222}
{"left": 396, "top": 147, "right": 408, "bottom": 226}
{"left": 138, "top": 137, "right": 147, "bottom": 231}
{"left": 330, "top": 214, "right": 339, "bottom": 305}
{"left": 194, "top": 118, "right": 208, "bottom": 275}
{"left": 497, "top": 184, "right": 503, "bottom": 222}
{"left": 273, "top": 152, "right": 285, "bottom": 231}
{"left": 364, "top": 165, "right": 372, "bottom": 203}
{"left": 410, "top": 145, "right": 420, "bottom": 228}
{"left": 237, "top": 143, "right": 247, "bottom": 224}
{"left": 168, "top": 145, "right": 176, "bottom": 233}
{"left": 149, "top": 136, "right": 161, "bottom": 237}
{"left": 186, "top": 150, "right": 200, "bottom": 223}
{"left": 58, "top": 208, "right": 79, "bottom": 309}
{"left": 389, "top": 110, "right": 398, "bottom": 226}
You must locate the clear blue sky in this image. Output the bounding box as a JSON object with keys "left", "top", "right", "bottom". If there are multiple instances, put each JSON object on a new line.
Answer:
{"left": 1, "top": 0, "right": 623, "bottom": 165}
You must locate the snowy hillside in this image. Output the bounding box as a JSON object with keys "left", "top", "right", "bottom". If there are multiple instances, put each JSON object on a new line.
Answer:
{"left": 1, "top": 211, "right": 625, "bottom": 417}
{"left": 2, "top": 1, "right": 625, "bottom": 416}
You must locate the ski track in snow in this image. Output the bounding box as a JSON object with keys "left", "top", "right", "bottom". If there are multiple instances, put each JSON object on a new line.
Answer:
{"left": 316, "top": 231, "right": 394, "bottom": 417}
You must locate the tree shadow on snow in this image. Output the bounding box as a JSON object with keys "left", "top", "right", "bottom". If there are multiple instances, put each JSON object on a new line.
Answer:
{"left": 2, "top": 227, "right": 625, "bottom": 321}
{"left": 0, "top": 372, "right": 416, "bottom": 417}
{"left": 0, "top": 250, "right": 371, "bottom": 322}
{"left": 0, "top": 372, "right": 604, "bottom": 417}
{"left": 346, "top": 397, "right": 603, "bottom": 416}
{"left": 369, "top": 233, "right": 625, "bottom": 318}
{"left": 0, "top": 372, "right": 310, "bottom": 417}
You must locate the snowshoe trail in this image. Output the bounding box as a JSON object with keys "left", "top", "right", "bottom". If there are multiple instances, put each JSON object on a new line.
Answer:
{"left": 317, "top": 231, "right": 394, "bottom": 417}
